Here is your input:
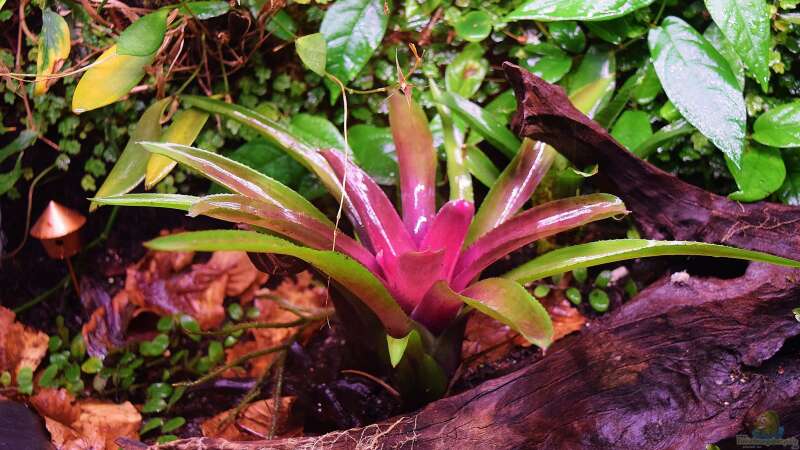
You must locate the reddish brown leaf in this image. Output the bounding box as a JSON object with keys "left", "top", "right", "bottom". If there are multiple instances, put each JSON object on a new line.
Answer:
{"left": 200, "top": 396, "right": 298, "bottom": 441}
{"left": 0, "top": 306, "right": 48, "bottom": 381}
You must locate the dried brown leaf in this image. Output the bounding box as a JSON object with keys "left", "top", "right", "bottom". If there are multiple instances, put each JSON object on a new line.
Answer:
{"left": 200, "top": 396, "right": 297, "bottom": 441}
{"left": 0, "top": 306, "right": 48, "bottom": 381}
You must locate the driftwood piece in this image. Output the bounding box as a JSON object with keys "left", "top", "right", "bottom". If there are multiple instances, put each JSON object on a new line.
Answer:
{"left": 134, "top": 66, "right": 800, "bottom": 450}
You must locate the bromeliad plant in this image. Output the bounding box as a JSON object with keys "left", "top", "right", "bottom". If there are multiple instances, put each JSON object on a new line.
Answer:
{"left": 94, "top": 87, "right": 800, "bottom": 400}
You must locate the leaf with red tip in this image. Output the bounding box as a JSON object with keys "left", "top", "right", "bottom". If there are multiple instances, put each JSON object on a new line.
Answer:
{"left": 452, "top": 194, "right": 627, "bottom": 290}
{"left": 189, "top": 194, "right": 379, "bottom": 274}
{"left": 321, "top": 149, "right": 416, "bottom": 259}
{"left": 466, "top": 139, "right": 556, "bottom": 245}
{"left": 461, "top": 278, "right": 553, "bottom": 349}
{"left": 420, "top": 200, "right": 474, "bottom": 281}
{"left": 146, "top": 230, "right": 412, "bottom": 337}
{"left": 388, "top": 90, "right": 438, "bottom": 241}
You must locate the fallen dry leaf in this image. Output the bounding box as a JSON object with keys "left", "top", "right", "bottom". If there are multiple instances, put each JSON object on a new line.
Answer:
{"left": 200, "top": 396, "right": 298, "bottom": 440}
{"left": 0, "top": 306, "right": 48, "bottom": 381}
{"left": 223, "top": 271, "right": 329, "bottom": 378}
{"left": 30, "top": 388, "right": 141, "bottom": 450}
{"left": 82, "top": 244, "right": 268, "bottom": 356}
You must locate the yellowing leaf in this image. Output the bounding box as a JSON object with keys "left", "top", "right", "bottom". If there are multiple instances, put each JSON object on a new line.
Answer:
{"left": 34, "top": 9, "right": 70, "bottom": 96}
{"left": 72, "top": 45, "right": 154, "bottom": 113}
{"left": 145, "top": 109, "right": 209, "bottom": 188}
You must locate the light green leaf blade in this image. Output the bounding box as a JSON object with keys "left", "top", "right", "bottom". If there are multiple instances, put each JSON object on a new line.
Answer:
{"left": 386, "top": 333, "right": 411, "bottom": 367}
{"left": 295, "top": 33, "right": 327, "bottom": 77}
{"left": 439, "top": 92, "right": 520, "bottom": 158}
{"left": 92, "top": 98, "right": 171, "bottom": 210}
{"left": 725, "top": 145, "right": 785, "bottom": 202}
{"left": 72, "top": 45, "right": 155, "bottom": 113}
{"left": 461, "top": 278, "right": 553, "bottom": 349}
{"left": 320, "top": 0, "right": 389, "bottom": 90}
{"left": 507, "top": 0, "right": 656, "bottom": 22}
{"left": 504, "top": 239, "right": 800, "bottom": 284}
{"left": 704, "top": 0, "right": 771, "bottom": 91}
{"left": 648, "top": 16, "right": 746, "bottom": 167}
{"left": 118, "top": 9, "right": 168, "bottom": 57}
{"left": 146, "top": 230, "right": 411, "bottom": 337}
{"left": 90, "top": 193, "right": 199, "bottom": 211}
{"left": 704, "top": 23, "right": 745, "bottom": 91}
{"left": 611, "top": 110, "right": 653, "bottom": 151}
{"left": 752, "top": 102, "right": 800, "bottom": 148}
{"left": 465, "top": 145, "right": 500, "bottom": 187}
{"left": 34, "top": 9, "right": 70, "bottom": 96}
{"left": 145, "top": 109, "right": 209, "bottom": 188}
{"left": 139, "top": 142, "right": 332, "bottom": 225}
{"left": 180, "top": 95, "right": 342, "bottom": 198}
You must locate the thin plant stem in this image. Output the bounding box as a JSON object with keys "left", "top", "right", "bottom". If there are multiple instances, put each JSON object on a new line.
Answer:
{"left": 174, "top": 344, "right": 289, "bottom": 387}
{"left": 12, "top": 276, "right": 69, "bottom": 314}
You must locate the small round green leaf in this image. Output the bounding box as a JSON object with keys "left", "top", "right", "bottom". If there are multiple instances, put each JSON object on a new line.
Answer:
{"left": 454, "top": 11, "right": 492, "bottom": 42}
{"left": 589, "top": 289, "right": 610, "bottom": 312}
{"left": 752, "top": 102, "right": 800, "bottom": 148}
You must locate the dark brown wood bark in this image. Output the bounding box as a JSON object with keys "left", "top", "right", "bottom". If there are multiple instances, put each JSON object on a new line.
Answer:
{"left": 127, "top": 66, "right": 800, "bottom": 450}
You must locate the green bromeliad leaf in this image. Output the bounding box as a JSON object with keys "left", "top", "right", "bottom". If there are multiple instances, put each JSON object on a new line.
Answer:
{"left": 90, "top": 194, "right": 199, "bottom": 211}
{"left": 138, "top": 142, "right": 333, "bottom": 225}
{"left": 145, "top": 109, "right": 210, "bottom": 188}
{"left": 146, "top": 230, "right": 412, "bottom": 337}
{"left": 460, "top": 278, "right": 553, "bottom": 349}
{"left": 507, "top": 0, "right": 656, "bottom": 22}
{"left": 439, "top": 92, "right": 521, "bottom": 158}
{"left": 504, "top": 239, "right": 800, "bottom": 284}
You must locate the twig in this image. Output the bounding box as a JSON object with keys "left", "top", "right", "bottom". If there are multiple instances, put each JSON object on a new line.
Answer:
{"left": 341, "top": 369, "right": 401, "bottom": 398}
{"left": 174, "top": 344, "right": 289, "bottom": 388}
{"left": 2, "top": 164, "right": 57, "bottom": 260}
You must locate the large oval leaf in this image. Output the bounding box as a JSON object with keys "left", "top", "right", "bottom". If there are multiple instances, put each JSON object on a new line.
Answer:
{"left": 752, "top": 102, "right": 800, "bottom": 148}
{"left": 146, "top": 230, "right": 412, "bottom": 337}
{"left": 91, "top": 98, "right": 171, "bottom": 210}
{"left": 504, "top": 239, "right": 800, "bottom": 284}
{"left": 725, "top": 145, "right": 786, "bottom": 202}
{"left": 72, "top": 45, "right": 155, "bottom": 113}
{"left": 34, "top": 9, "right": 70, "bottom": 96}
{"left": 145, "top": 109, "right": 209, "bottom": 188}
{"left": 704, "top": 0, "right": 771, "bottom": 91}
{"left": 320, "top": 0, "right": 388, "bottom": 90}
{"left": 648, "top": 17, "right": 746, "bottom": 167}
{"left": 507, "top": 0, "right": 655, "bottom": 22}
{"left": 348, "top": 124, "right": 397, "bottom": 185}
{"left": 704, "top": 23, "right": 745, "bottom": 91}
{"left": 117, "top": 9, "right": 168, "bottom": 56}
{"left": 460, "top": 278, "right": 553, "bottom": 349}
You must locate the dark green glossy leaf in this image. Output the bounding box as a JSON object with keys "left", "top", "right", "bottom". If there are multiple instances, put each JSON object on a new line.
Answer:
{"left": 630, "top": 63, "right": 662, "bottom": 105}
{"left": 320, "top": 0, "right": 388, "bottom": 88}
{"left": 611, "top": 110, "right": 653, "bottom": 151}
{"left": 454, "top": 10, "right": 492, "bottom": 42}
{"left": 633, "top": 119, "right": 694, "bottom": 158}
{"left": 549, "top": 21, "right": 585, "bottom": 53}
{"left": 296, "top": 33, "right": 327, "bottom": 77}
{"left": 118, "top": 9, "right": 168, "bottom": 57}
{"left": 348, "top": 124, "right": 398, "bottom": 185}
{"left": 266, "top": 10, "right": 297, "bottom": 41}
{"left": 520, "top": 45, "right": 572, "bottom": 83}
{"left": 566, "top": 46, "right": 616, "bottom": 118}
{"left": 752, "top": 102, "right": 800, "bottom": 148}
{"left": 484, "top": 90, "right": 517, "bottom": 125}
{"left": 0, "top": 130, "right": 36, "bottom": 165}
{"left": 445, "top": 43, "right": 489, "bottom": 99}
{"left": 779, "top": 153, "right": 800, "bottom": 206}
{"left": 648, "top": 17, "right": 746, "bottom": 166}
{"left": 178, "top": 1, "right": 230, "bottom": 19}
{"left": 595, "top": 66, "right": 648, "bottom": 128}
{"left": 146, "top": 230, "right": 412, "bottom": 337}
{"left": 585, "top": 15, "right": 647, "bottom": 44}
{"left": 507, "top": 0, "right": 655, "bottom": 21}
{"left": 504, "top": 239, "right": 800, "bottom": 284}
{"left": 91, "top": 98, "right": 170, "bottom": 210}
{"left": 725, "top": 145, "right": 785, "bottom": 202}
{"left": 704, "top": 0, "right": 771, "bottom": 91}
